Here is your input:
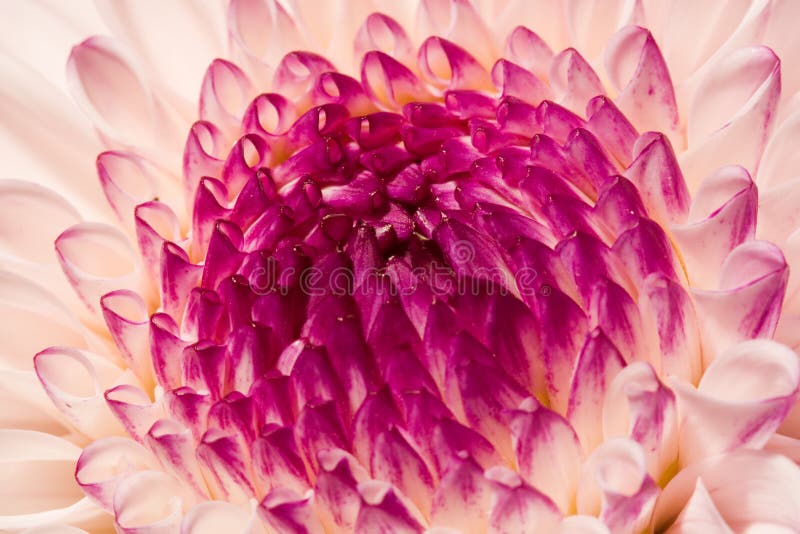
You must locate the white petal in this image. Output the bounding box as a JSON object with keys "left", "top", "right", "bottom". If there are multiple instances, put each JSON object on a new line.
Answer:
{"left": 0, "top": 430, "right": 109, "bottom": 532}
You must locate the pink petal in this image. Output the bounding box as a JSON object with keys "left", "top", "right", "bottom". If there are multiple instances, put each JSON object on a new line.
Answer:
{"left": 605, "top": 26, "right": 681, "bottom": 146}
{"left": 415, "top": 0, "right": 497, "bottom": 68}
{"left": 484, "top": 466, "right": 562, "bottom": 534}
{"left": 0, "top": 272, "right": 96, "bottom": 371}
{"left": 101, "top": 289, "right": 152, "bottom": 384}
{"left": 691, "top": 241, "right": 788, "bottom": 360}
{"left": 757, "top": 177, "right": 800, "bottom": 249}
{"left": 654, "top": 450, "right": 800, "bottom": 532}
{"left": 602, "top": 362, "right": 678, "bottom": 479}
{"left": 371, "top": 427, "right": 436, "bottom": 520}
{"left": 418, "top": 37, "right": 493, "bottom": 91}
{"left": 680, "top": 46, "right": 780, "bottom": 190}
{"left": 638, "top": 273, "right": 702, "bottom": 383}
{"left": 182, "top": 121, "right": 225, "bottom": 203}
{"left": 227, "top": 0, "right": 303, "bottom": 85}
{"left": 671, "top": 339, "right": 800, "bottom": 466}
{"left": 491, "top": 59, "right": 551, "bottom": 106}
{"left": 146, "top": 419, "right": 209, "bottom": 499}
{"left": 34, "top": 346, "right": 129, "bottom": 439}
{"left": 568, "top": 329, "right": 626, "bottom": 452}
{"left": 315, "top": 449, "right": 369, "bottom": 531}
{"left": 66, "top": 36, "right": 152, "bottom": 142}
{"left": 97, "top": 151, "right": 170, "bottom": 232}
{"left": 56, "top": 223, "right": 147, "bottom": 315}
{"left": 509, "top": 397, "right": 582, "bottom": 513}
{"left": 272, "top": 51, "right": 336, "bottom": 105}
{"left": 198, "top": 59, "right": 254, "bottom": 140}
{"left": 112, "top": 470, "right": 191, "bottom": 534}
{"left": 757, "top": 100, "right": 800, "bottom": 190}
{"left": 258, "top": 488, "right": 324, "bottom": 534}
{"left": 576, "top": 439, "right": 659, "bottom": 534}
{"left": 430, "top": 454, "right": 491, "bottom": 533}
{"left": 134, "top": 201, "right": 182, "bottom": 285}
{"left": 549, "top": 48, "right": 604, "bottom": 116}
{"left": 105, "top": 384, "right": 163, "bottom": 444}
{"left": 623, "top": 133, "right": 690, "bottom": 227}
{"left": 585, "top": 96, "right": 638, "bottom": 167}
{"left": 75, "top": 437, "right": 156, "bottom": 511}
{"left": 664, "top": 479, "right": 733, "bottom": 534}
{"left": 181, "top": 500, "right": 263, "bottom": 534}
{"left": 95, "top": 1, "right": 225, "bottom": 102}
{"left": 672, "top": 165, "right": 757, "bottom": 289}
{"left": 355, "top": 481, "right": 426, "bottom": 534}
{"left": 503, "top": 25, "right": 555, "bottom": 81}
{"left": 196, "top": 429, "right": 255, "bottom": 504}
{"left": 355, "top": 13, "right": 414, "bottom": 66}
{"left": 567, "top": 0, "right": 624, "bottom": 59}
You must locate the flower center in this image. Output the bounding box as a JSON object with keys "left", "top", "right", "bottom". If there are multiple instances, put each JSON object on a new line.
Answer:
{"left": 94, "top": 25, "right": 698, "bottom": 531}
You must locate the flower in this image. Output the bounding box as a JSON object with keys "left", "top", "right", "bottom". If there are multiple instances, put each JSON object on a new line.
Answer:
{"left": 2, "top": 0, "right": 800, "bottom": 532}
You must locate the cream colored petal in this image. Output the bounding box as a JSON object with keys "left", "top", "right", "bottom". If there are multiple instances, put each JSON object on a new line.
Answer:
{"left": 0, "top": 430, "right": 109, "bottom": 532}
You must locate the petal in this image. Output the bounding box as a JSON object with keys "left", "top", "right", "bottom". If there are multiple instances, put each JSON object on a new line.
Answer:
{"left": 605, "top": 26, "right": 680, "bottom": 146}
{"left": 105, "top": 384, "right": 163, "bottom": 443}
{"left": 67, "top": 36, "right": 183, "bottom": 159}
{"left": 670, "top": 339, "right": 800, "bottom": 466}
{"left": 665, "top": 479, "right": 733, "bottom": 534}
{"left": 146, "top": 419, "right": 210, "bottom": 499}
{"left": 484, "top": 467, "right": 562, "bottom": 534}
{"left": 355, "top": 481, "right": 426, "bottom": 534}
{"left": 355, "top": 13, "right": 414, "bottom": 66}
{"left": 576, "top": 439, "right": 659, "bottom": 534}
{"left": 76, "top": 437, "right": 156, "bottom": 511}
{"left": 415, "top": 0, "right": 497, "bottom": 68}
{"left": 101, "top": 289, "right": 152, "bottom": 385}
{"left": 638, "top": 273, "right": 702, "bottom": 383}
{"left": 549, "top": 48, "right": 604, "bottom": 116}
{"left": 672, "top": 165, "right": 757, "bottom": 290}
{"left": 430, "top": 454, "right": 492, "bottom": 534}
{"left": 568, "top": 329, "right": 627, "bottom": 452}
{"left": 56, "top": 223, "right": 148, "bottom": 315}
{"left": 361, "top": 51, "right": 431, "bottom": 108}
{"left": 0, "top": 56, "right": 110, "bottom": 222}
{"left": 623, "top": 133, "right": 690, "bottom": 227}
{"left": 566, "top": 0, "right": 625, "bottom": 60}
{"left": 418, "top": 37, "right": 493, "bottom": 91}
{"left": 181, "top": 501, "right": 263, "bottom": 534}
{"left": 510, "top": 397, "right": 582, "bottom": 513}
{"left": 315, "top": 449, "right": 369, "bottom": 531}
{"left": 691, "top": 241, "right": 788, "bottom": 361}
{"left": 0, "top": 180, "right": 81, "bottom": 265}
{"left": 371, "top": 427, "right": 436, "bottom": 520}
{"left": 503, "top": 25, "right": 555, "bottom": 81}
{"left": 227, "top": 0, "right": 303, "bottom": 86}
{"left": 654, "top": 450, "right": 800, "bottom": 532}
{"left": 199, "top": 59, "right": 254, "bottom": 140}
{"left": 95, "top": 0, "right": 225, "bottom": 102}
{"left": 113, "top": 470, "right": 191, "bottom": 534}
{"left": 680, "top": 46, "right": 781, "bottom": 190}
{"left": 98, "top": 151, "right": 182, "bottom": 233}
{"left": 602, "top": 362, "right": 678, "bottom": 480}
{"left": 0, "top": 271, "right": 102, "bottom": 371}
{"left": 0, "top": 430, "right": 82, "bottom": 519}
{"left": 0, "top": 368, "right": 68, "bottom": 435}
{"left": 34, "top": 346, "right": 130, "bottom": 439}
{"left": 258, "top": 488, "right": 324, "bottom": 534}
{"left": 586, "top": 97, "right": 638, "bottom": 168}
